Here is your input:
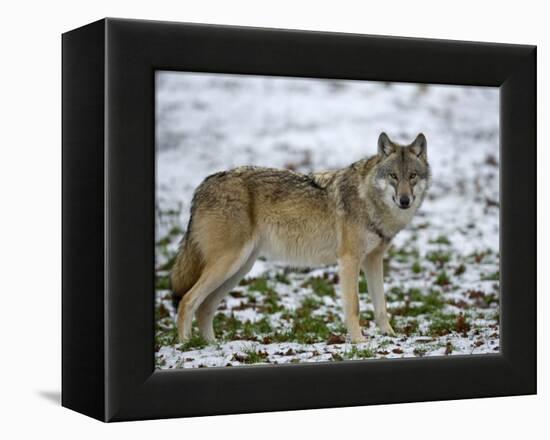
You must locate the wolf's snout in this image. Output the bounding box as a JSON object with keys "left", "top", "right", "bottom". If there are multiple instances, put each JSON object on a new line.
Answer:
{"left": 399, "top": 195, "right": 411, "bottom": 208}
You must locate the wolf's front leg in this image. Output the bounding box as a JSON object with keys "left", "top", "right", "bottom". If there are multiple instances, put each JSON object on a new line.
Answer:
{"left": 363, "top": 247, "right": 396, "bottom": 337}
{"left": 338, "top": 255, "right": 366, "bottom": 343}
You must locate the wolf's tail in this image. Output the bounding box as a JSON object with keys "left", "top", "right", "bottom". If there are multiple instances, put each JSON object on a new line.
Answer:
{"left": 170, "top": 237, "right": 203, "bottom": 310}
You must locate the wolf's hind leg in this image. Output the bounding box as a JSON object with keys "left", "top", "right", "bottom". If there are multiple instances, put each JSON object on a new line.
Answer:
{"left": 177, "top": 243, "right": 255, "bottom": 343}
{"left": 363, "top": 247, "right": 396, "bottom": 337}
{"left": 338, "top": 254, "right": 366, "bottom": 343}
{"left": 196, "top": 251, "right": 258, "bottom": 342}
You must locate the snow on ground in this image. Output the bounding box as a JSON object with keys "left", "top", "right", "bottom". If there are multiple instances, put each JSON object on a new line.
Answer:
{"left": 154, "top": 72, "right": 500, "bottom": 369}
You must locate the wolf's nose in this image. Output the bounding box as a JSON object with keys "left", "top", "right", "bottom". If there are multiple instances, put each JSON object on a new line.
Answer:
{"left": 399, "top": 195, "right": 410, "bottom": 207}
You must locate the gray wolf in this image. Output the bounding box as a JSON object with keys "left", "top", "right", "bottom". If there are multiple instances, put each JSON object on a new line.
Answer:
{"left": 170, "top": 132, "right": 431, "bottom": 343}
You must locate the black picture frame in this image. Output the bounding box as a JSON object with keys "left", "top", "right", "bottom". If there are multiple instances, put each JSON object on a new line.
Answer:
{"left": 62, "top": 18, "right": 536, "bottom": 422}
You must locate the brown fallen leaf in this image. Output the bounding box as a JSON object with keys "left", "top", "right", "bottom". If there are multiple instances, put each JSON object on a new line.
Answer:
{"left": 232, "top": 353, "right": 247, "bottom": 362}
{"left": 467, "top": 289, "right": 485, "bottom": 300}
{"left": 327, "top": 334, "right": 346, "bottom": 345}
{"left": 456, "top": 314, "right": 471, "bottom": 335}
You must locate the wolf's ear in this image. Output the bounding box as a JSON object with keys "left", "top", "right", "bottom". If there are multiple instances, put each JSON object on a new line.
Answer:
{"left": 410, "top": 133, "right": 427, "bottom": 159}
{"left": 378, "top": 132, "right": 395, "bottom": 156}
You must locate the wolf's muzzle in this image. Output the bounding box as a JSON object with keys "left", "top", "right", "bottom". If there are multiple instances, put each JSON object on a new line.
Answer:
{"left": 399, "top": 195, "right": 411, "bottom": 209}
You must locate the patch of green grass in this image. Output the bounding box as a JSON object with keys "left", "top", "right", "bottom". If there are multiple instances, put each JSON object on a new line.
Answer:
{"left": 287, "top": 296, "right": 334, "bottom": 343}
{"left": 400, "top": 319, "right": 419, "bottom": 336}
{"left": 329, "top": 320, "right": 348, "bottom": 335}
{"left": 221, "top": 294, "right": 339, "bottom": 344}
{"left": 392, "top": 289, "right": 445, "bottom": 317}
{"left": 275, "top": 272, "right": 290, "bottom": 284}
{"left": 270, "top": 330, "right": 295, "bottom": 343}
{"left": 168, "top": 225, "right": 183, "bottom": 236}
{"left": 421, "top": 290, "right": 445, "bottom": 312}
{"left": 426, "top": 250, "right": 451, "bottom": 267}
{"left": 245, "top": 292, "right": 258, "bottom": 304}
{"left": 484, "top": 293, "right": 499, "bottom": 306}
{"left": 435, "top": 270, "right": 451, "bottom": 286}
{"left": 389, "top": 286, "right": 406, "bottom": 301}
{"left": 293, "top": 314, "right": 331, "bottom": 344}
{"left": 428, "top": 312, "right": 471, "bottom": 337}
{"left": 156, "top": 236, "right": 172, "bottom": 247}
{"left": 241, "top": 346, "right": 269, "bottom": 364}
{"left": 377, "top": 338, "right": 393, "bottom": 348}
{"left": 360, "top": 310, "right": 374, "bottom": 322}
{"left": 454, "top": 264, "right": 466, "bottom": 276}
{"left": 468, "top": 249, "right": 493, "bottom": 264}
{"left": 388, "top": 246, "right": 420, "bottom": 263}
{"left": 408, "top": 288, "right": 424, "bottom": 302}
{"left": 155, "top": 324, "right": 178, "bottom": 347}
{"left": 260, "top": 288, "right": 284, "bottom": 314}
{"left": 394, "top": 318, "right": 419, "bottom": 336}
{"left": 250, "top": 316, "right": 273, "bottom": 334}
{"left": 428, "top": 313, "right": 456, "bottom": 336}
{"left": 157, "top": 206, "right": 182, "bottom": 217}
{"left": 213, "top": 313, "right": 274, "bottom": 341}
{"left": 429, "top": 235, "right": 451, "bottom": 245}
{"left": 300, "top": 296, "right": 323, "bottom": 310}
{"left": 214, "top": 313, "right": 244, "bottom": 340}
{"left": 248, "top": 277, "right": 269, "bottom": 293}
{"left": 481, "top": 271, "right": 500, "bottom": 281}
{"left": 412, "top": 261, "right": 423, "bottom": 274}
{"left": 303, "top": 277, "right": 336, "bottom": 297}
{"left": 343, "top": 345, "right": 375, "bottom": 360}
{"left": 180, "top": 333, "right": 208, "bottom": 351}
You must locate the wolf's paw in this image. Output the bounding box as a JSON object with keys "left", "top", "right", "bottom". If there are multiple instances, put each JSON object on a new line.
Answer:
{"left": 349, "top": 333, "right": 368, "bottom": 344}
{"left": 377, "top": 321, "right": 397, "bottom": 337}
{"left": 177, "top": 328, "right": 192, "bottom": 344}
{"left": 202, "top": 335, "right": 217, "bottom": 344}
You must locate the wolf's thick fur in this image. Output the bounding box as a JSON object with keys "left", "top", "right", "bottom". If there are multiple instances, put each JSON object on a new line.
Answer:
{"left": 171, "top": 133, "right": 431, "bottom": 343}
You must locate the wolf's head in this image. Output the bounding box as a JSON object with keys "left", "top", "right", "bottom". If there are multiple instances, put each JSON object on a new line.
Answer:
{"left": 374, "top": 132, "right": 431, "bottom": 210}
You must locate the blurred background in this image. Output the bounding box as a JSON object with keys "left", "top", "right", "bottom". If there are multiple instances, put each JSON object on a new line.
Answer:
{"left": 156, "top": 72, "right": 499, "bottom": 261}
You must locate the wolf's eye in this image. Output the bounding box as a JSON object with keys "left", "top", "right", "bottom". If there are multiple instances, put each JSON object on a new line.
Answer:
{"left": 409, "top": 173, "right": 417, "bottom": 179}
{"left": 389, "top": 173, "right": 398, "bottom": 180}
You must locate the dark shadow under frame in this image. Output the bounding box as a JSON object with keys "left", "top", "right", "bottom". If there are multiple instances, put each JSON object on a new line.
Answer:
{"left": 62, "top": 18, "right": 536, "bottom": 422}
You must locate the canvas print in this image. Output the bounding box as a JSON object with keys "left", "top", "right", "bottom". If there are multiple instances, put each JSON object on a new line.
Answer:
{"left": 155, "top": 72, "right": 500, "bottom": 369}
